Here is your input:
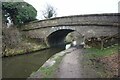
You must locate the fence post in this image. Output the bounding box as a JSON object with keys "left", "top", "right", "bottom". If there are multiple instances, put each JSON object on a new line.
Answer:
{"left": 101, "top": 39, "right": 104, "bottom": 50}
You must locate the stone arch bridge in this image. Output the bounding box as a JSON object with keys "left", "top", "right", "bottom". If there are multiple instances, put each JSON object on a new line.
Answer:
{"left": 22, "top": 13, "right": 119, "bottom": 46}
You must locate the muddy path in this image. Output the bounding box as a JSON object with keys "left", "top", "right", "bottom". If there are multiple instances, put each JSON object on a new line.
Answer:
{"left": 55, "top": 47, "right": 99, "bottom": 78}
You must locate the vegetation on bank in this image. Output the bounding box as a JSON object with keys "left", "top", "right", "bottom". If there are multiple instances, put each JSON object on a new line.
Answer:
{"left": 3, "top": 39, "right": 47, "bottom": 57}
{"left": 85, "top": 44, "right": 118, "bottom": 58}
{"left": 29, "top": 49, "right": 68, "bottom": 78}
{"left": 39, "top": 56, "right": 63, "bottom": 78}
{"left": 2, "top": 25, "right": 48, "bottom": 57}
{"left": 2, "top": 1, "right": 58, "bottom": 57}
{"left": 2, "top": 2, "right": 48, "bottom": 57}
{"left": 84, "top": 44, "right": 119, "bottom": 78}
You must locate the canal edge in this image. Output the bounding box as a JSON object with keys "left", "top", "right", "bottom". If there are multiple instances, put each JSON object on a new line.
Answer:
{"left": 27, "top": 47, "right": 76, "bottom": 78}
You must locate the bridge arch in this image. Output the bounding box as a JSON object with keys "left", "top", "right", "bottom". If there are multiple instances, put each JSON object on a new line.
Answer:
{"left": 47, "top": 29, "right": 75, "bottom": 46}
{"left": 22, "top": 13, "right": 119, "bottom": 47}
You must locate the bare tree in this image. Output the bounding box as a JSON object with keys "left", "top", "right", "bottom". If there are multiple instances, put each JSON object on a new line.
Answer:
{"left": 42, "top": 4, "right": 57, "bottom": 19}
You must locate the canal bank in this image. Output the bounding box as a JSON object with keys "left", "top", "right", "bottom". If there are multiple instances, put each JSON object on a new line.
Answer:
{"left": 28, "top": 47, "right": 77, "bottom": 78}
{"left": 2, "top": 46, "right": 65, "bottom": 79}
{"left": 3, "top": 45, "right": 118, "bottom": 79}
{"left": 28, "top": 47, "right": 100, "bottom": 78}
{"left": 83, "top": 45, "right": 119, "bottom": 78}
{"left": 2, "top": 25, "right": 49, "bottom": 57}
{"left": 28, "top": 45, "right": 119, "bottom": 78}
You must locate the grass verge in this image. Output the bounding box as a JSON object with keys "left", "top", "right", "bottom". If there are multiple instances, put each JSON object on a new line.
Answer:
{"left": 39, "top": 56, "right": 63, "bottom": 78}
{"left": 29, "top": 51, "right": 66, "bottom": 78}
{"left": 85, "top": 45, "right": 118, "bottom": 58}
{"left": 83, "top": 45, "right": 119, "bottom": 78}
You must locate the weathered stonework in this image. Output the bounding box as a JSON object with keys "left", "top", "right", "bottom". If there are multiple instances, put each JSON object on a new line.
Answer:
{"left": 22, "top": 13, "right": 119, "bottom": 46}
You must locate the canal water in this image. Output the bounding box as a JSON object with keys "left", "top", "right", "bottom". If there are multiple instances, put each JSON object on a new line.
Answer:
{"left": 2, "top": 46, "right": 65, "bottom": 78}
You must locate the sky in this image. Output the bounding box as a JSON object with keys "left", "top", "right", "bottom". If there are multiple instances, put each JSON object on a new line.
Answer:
{"left": 24, "top": 0, "right": 120, "bottom": 20}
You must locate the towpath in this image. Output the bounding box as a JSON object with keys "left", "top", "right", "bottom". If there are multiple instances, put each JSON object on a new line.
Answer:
{"left": 55, "top": 47, "right": 99, "bottom": 78}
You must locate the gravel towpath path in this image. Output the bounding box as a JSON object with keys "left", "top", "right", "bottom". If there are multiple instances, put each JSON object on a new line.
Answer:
{"left": 55, "top": 47, "right": 99, "bottom": 78}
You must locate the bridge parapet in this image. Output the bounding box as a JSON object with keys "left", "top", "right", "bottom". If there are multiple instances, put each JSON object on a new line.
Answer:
{"left": 22, "top": 13, "right": 119, "bottom": 31}
{"left": 22, "top": 13, "right": 119, "bottom": 46}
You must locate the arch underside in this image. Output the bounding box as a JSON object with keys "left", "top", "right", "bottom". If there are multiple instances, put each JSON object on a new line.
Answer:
{"left": 47, "top": 29, "right": 74, "bottom": 46}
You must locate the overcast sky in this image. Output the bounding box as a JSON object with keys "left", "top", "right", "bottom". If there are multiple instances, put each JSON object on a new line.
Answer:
{"left": 24, "top": 0, "right": 120, "bottom": 20}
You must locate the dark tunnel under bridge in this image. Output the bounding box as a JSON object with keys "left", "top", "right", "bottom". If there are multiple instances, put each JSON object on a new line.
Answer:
{"left": 47, "top": 29, "right": 75, "bottom": 46}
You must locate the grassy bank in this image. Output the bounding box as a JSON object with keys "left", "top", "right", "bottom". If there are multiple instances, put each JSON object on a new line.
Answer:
{"left": 85, "top": 44, "right": 118, "bottom": 58}
{"left": 4, "top": 42, "right": 47, "bottom": 57}
{"left": 2, "top": 24, "right": 49, "bottom": 57}
{"left": 29, "top": 49, "right": 69, "bottom": 78}
{"left": 39, "top": 56, "right": 63, "bottom": 78}
{"left": 3, "top": 36, "right": 48, "bottom": 57}
{"left": 83, "top": 45, "right": 119, "bottom": 78}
